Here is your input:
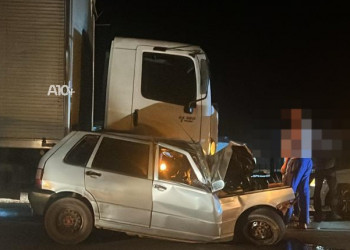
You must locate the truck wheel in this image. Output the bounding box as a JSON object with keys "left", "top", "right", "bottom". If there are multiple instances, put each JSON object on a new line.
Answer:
{"left": 44, "top": 197, "right": 93, "bottom": 244}
{"left": 241, "top": 207, "right": 285, "bottom": 245}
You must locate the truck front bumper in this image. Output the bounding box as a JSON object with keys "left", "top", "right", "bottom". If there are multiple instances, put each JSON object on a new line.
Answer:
{"left": 28, "top": 189, "right": 54, "bottom": 216}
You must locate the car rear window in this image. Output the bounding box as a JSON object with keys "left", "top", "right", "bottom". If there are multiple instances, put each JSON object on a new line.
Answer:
{"left": 64, "top": 135, "right": 100, "bottom": 166}
{"left": 91, "top": 137, "right": 149, "bottom": 178}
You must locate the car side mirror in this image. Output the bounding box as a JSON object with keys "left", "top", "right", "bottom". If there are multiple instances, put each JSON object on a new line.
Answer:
{"left": 212, "top": 180, "right": 225, "bottom": 192}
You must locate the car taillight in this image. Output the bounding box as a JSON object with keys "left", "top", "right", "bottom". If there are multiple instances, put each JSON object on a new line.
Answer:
{"left": 35, "top": 168, "right": 44, "bottom": 189}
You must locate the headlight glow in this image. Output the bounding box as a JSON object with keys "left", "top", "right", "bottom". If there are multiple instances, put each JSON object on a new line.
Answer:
{"left": 210, "top": 141, "right": 216, "bottom": 155}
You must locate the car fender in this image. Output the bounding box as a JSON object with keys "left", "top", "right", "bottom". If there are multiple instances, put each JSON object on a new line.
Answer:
{"left": 48, "top": 187, "right": 100, "bottom": 221}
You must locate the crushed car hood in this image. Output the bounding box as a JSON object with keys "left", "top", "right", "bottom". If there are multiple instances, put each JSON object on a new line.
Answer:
{"left": 207, "top": 141, "right": 256, "bottom": 191}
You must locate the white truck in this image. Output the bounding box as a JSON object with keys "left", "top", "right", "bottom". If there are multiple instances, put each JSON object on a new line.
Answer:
{"left": 0, "top": 0, "right": 217, "bottom": 197}
{"left": 104, "top": 37, "right": 218, "bottom": 156}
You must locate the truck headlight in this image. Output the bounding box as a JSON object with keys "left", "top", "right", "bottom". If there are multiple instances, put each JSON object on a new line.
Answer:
{"left": 210, "top": 141, "right": 216, "bottom": 155}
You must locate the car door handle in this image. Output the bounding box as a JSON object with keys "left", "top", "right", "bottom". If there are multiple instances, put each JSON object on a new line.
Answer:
{"left": 86, "top": 170, "right": 102, "bottom": 177}
{"left": 154, "top": 184, "right": 167, "bottom": 191}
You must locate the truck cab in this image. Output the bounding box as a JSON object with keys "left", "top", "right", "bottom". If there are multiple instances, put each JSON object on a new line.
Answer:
{"left": 105, "top": 38, "right": 218, "bottom": 155}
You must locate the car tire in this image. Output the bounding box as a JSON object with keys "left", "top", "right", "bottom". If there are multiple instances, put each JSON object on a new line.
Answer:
{"left": 44, "top": 197, "right": 93, "bottom": 244}
{"left": 240, "top": 207, "right": 285, "bottom": 245}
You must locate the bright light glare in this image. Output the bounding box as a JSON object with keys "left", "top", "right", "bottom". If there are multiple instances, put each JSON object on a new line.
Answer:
{"left": 210, "top": 141, "right": 216, "bottom": 155}
{"left": 42, "top": 180, "right": 51, "bottom": 189}
{"left": 160, "top": 163, "right": 167, "bottom": 171}
{"left": 310, "top": 178, "right": 315, "bottom": 187}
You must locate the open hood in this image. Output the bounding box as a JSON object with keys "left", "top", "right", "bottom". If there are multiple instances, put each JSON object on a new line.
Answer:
{"left": 207, "top": 141, "right": 255, "bottom": 189}
{"left": 207, "top": 141, "right": 235, "bottom": 183}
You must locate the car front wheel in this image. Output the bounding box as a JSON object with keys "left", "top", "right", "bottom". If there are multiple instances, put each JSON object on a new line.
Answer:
{"left": 44, "top": 197, "right": 93, "bottom": 244}
{"left": 241, "top": 207, "right": 285, "bottom": 245}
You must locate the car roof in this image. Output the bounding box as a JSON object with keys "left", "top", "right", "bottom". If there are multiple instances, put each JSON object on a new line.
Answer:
{"left": 74, "top": 130, "right": 200, "bottom": 149}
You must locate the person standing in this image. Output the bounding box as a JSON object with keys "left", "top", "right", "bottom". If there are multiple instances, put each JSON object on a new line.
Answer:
{"left": 285, "top": 158, "right": 313, "bottom": 229}
{"left": 281, "top": 157, "right": 300, "bottom": 221}
{"left": 313, "top": 157, "right": 342, "bottom": 222}
{"left": 280, "top": 108, "right": 313, "bottom": 228}
{"left": 282, "top": 157, "right": 295, "bottom": 186}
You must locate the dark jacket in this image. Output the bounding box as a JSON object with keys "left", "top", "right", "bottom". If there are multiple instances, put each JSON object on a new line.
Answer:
{"left": 313, "top": 158, "right": 336, "bottom": 171}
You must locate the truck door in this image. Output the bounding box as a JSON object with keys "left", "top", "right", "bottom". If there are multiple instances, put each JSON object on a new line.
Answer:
{"left": 131, "top": 46, "right": 202, "bottom": 143}
{"left": 151, "top": 144, "right": 220, "bottom": 240}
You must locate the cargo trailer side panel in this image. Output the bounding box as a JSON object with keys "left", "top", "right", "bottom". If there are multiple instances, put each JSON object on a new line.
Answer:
{"left": 0, "top": 0, "right": 66, "bottom": 145}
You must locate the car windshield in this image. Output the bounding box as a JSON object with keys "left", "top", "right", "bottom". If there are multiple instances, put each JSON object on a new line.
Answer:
{"left": 157, "top": 139, "right": 211, "bottom": 183}
{"left": 187, "top": 143, "right": 211, "bottom": 182}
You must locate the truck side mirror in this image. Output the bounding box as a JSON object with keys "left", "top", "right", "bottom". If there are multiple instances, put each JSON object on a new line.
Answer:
{"left": 212, "top": 180, "right": 225, "bottom": 192}
{"left": 200, "top": 59, "right": 209, "bottom": 94}
{"left": 184, "top": 106, "right": 193, "bottom": 114}
{"left": 184, "top": 101, "right": 196, "bottom": 114}
{"left": 183, "top": 59, "right": 209, "bottom": 114}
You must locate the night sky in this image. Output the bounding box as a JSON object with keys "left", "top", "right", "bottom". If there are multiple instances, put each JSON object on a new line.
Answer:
{"left": 95, "top": 2, "right": 350, "bottom": 160}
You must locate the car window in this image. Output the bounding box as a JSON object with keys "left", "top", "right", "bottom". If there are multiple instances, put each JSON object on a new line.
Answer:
{"left": 141, "top": 52, "right": 196, "bottom": 106}
{"left": 92, "top": 137, "right": 149, "bottom": 178}
{"left": 64, "top": 135, "right": 100, "bottom": 166}
{"left": 158, "top": 147, "right": 201, "bottom": 187}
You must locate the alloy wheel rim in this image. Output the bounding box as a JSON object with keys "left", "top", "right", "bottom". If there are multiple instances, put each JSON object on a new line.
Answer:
{"left": 248, "top": 220, "right": 273, "bottom": 240}
{"left": 57, "top": 209, "right": 83, "bottom": 234}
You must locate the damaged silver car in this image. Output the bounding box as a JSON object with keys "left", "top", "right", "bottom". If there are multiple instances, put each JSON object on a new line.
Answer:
{"left": 29, "top": 131, "right": 295, "bottom": 245}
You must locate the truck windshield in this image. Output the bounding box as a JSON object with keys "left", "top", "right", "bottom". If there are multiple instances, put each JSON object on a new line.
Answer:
{"left": 141, "top": 52, "right": 196, "bottom": 106}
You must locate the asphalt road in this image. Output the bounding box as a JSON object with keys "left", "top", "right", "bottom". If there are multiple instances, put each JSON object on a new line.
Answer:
{"left": 0, "top": 217, "right": 349, "bottom": 250}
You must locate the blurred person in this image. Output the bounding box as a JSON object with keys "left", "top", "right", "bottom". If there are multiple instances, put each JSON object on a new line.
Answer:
{"left": 281, "top": 157, "right": 290, "bottom": 185}
{"left": 281, "top": 157, "right": 299, "bottom": 221}
{"left": 285, "top": 158, "right": 313, "bottom": 229}
{"left": 280, "top": 108, "right": 313, "bottom": 229}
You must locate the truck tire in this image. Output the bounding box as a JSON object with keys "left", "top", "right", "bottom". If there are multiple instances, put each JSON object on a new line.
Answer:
{"left": 240, "top": 207, "right": 285, "bottom": 245}
{"left": 44, "top": 197, "right": 93, "bottom": 244}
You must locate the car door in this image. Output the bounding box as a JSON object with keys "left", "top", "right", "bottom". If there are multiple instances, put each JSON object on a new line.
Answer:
{"left": 85, "top": 135, "right": 153, "bottom": 227}
{"left": 131, "top": 46, "right": 202, "bottom": 142}
{"left": 151, "top": 143, "right": 221, "bottom": 240}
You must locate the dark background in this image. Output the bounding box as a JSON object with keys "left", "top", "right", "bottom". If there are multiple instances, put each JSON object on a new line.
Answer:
{"left": 94, "top": 2, "right": 350, "bottom": 165}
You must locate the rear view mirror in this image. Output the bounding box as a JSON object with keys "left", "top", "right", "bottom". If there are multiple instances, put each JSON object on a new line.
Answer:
{"left": 200, "top": 59, "right": 209, "bottom": 94}
{"left": 184, "top": 101, "right": 196, "bottom": 114}
{"left": 184, "top": 105, "right": 193, "bottom": 114}
{"left": 212, "top": 180, "right": 225, "bottom": 192}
